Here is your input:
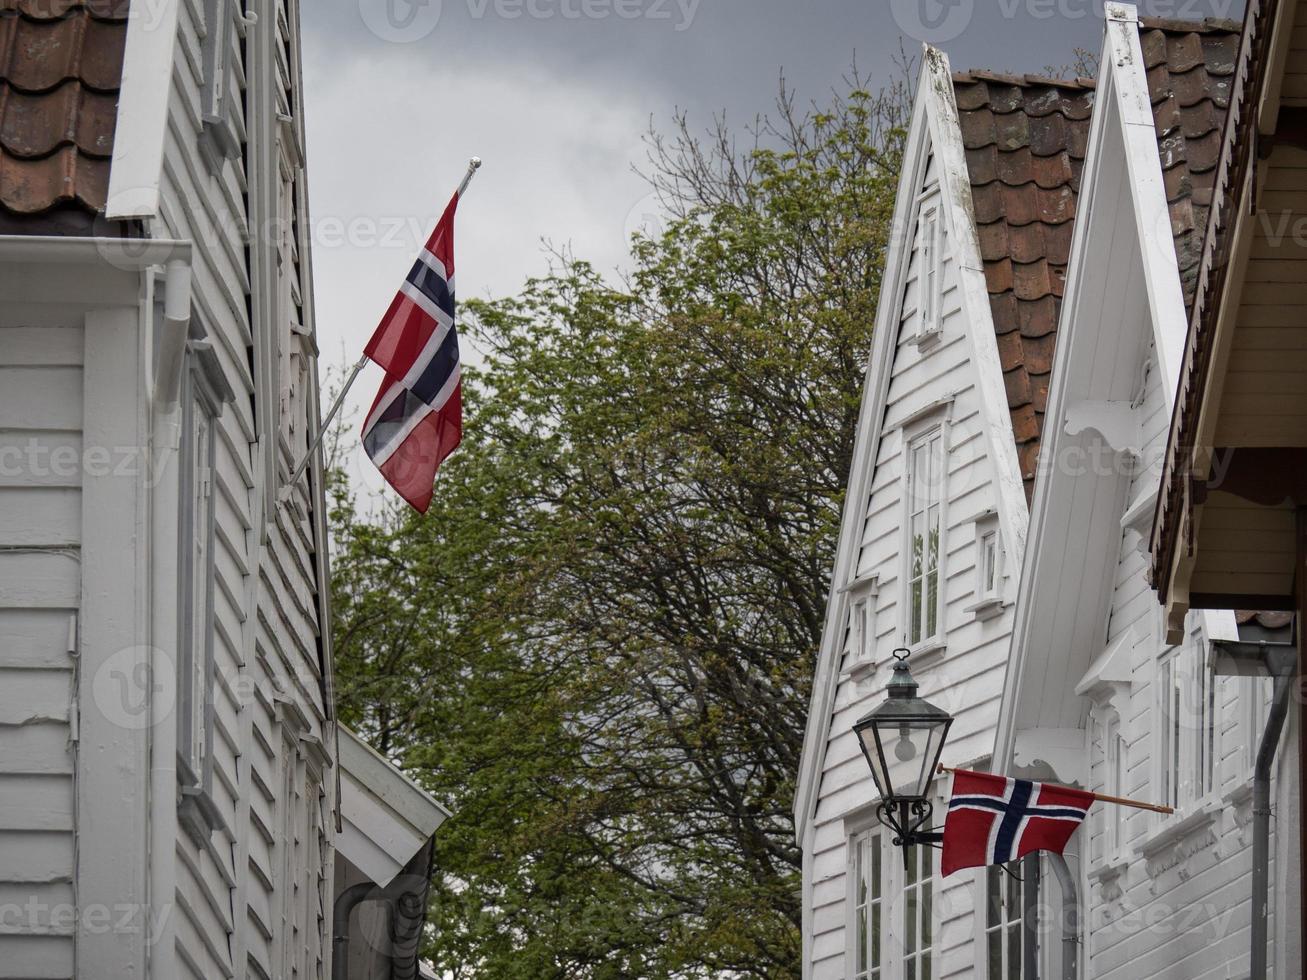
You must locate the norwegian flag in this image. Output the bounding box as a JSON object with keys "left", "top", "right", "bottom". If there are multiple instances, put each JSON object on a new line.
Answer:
{"left": 361, "top": 192, "right": 463, "bottom": 512}
{"left": 941, "top": 769, "right": 1093, "bottom": 877}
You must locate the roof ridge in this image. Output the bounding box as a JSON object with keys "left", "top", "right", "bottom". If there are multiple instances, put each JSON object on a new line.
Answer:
{"left": 0, "top": 0, "right": 130, "bottom": 22}
{"left": 952, "top": 68, "right": 1096, "bottom": 91}
{"left": 1137, "top": 15, "right": 1242, "bottom": 34}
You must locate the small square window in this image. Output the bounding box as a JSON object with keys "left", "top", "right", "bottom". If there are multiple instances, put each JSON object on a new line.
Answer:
{"left": 979, "top": 532, "right": 999, "bottom": 598}
{"left": 968, "top": 512, "right": 1004, "bottom": 621}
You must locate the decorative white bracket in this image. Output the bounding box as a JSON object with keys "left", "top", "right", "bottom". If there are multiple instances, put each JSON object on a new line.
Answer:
{"left": 1064, "top": 400, "right": 1143, "bottom": 455}
{"left": 1012, "top": 728, "right": 1087, "bottom": 786}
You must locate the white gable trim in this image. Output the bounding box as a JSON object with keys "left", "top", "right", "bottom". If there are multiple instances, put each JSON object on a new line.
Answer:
{"left": 793, "top": 46, "right": 1026, "bottom": 839}
{"left": 1103, "top": 4, "right": 1189, "bottom": 400}
{"left": 106, "top": 0, "right": 181, "bottom": 219}
{"left": 994, "top": 5, "right": 1232, "bottom": 771}
{"left": 923, "top": 50, "right": 1031, "bottom": 569}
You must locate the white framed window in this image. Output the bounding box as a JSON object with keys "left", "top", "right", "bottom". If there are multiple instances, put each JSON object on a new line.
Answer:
{"left": 845, "top": 574, "right": 880, "bottom": 676}
{"left": 852, "top": 831, "right": 885, "bottom": 980}
{"left": 903, "top": 839, "right": 935, "bottom": 980}
{"left": 983, "top": 863, "right": 1029, "bottom": 978}
{"left": 917, "top": 203, "right": 944, "bottom": 345}
{"left": 199, "top": 0, "right": 240, "bottom": 169}
{"left": 968, "top": 511, "right": 1004, "bottom": 620}
{"left": 849, "top": 829, "right": 937, "bottom": 980}
{"left": 274, "top": 702, "right": 331, "bottom": 979}
{"left": 1102, "top": 714, "right": 1126, "bottom": 856}
{"left": 1243, "top": 675, "right": 1271, "bottom": 770}
{"left": 979, "top": 531, "right": 999, "bottom": 599}
{"left": 1157, "top": 638, "right": 1217, "bottom": 813}
{"left": 176, "top": 336, "right": 232, "bottom": 842}
{"left": 905, "top": 426, "right": 945, "bottom": 649}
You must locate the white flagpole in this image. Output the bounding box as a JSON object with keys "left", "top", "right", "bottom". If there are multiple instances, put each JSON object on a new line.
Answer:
{"left": 281, "top": 157, "right": 482, "bottom": 498}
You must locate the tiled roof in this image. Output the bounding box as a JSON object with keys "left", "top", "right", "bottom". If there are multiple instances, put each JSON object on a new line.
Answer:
{"left": 1139, "top": 17, "right": 1239, "bottom": 310}
{"left": 953, "top": 70, "right": 1094, "bottom": 501}
{"left": 952, "top": 16, "right": 1239, "bottom": 503}
{"left": 0, "top": 0, "right": 130, "bottom": 234}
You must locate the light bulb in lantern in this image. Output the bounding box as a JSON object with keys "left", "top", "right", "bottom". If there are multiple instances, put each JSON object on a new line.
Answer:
{"left": 894, "top": 727, "right": 917, "bottom": 762}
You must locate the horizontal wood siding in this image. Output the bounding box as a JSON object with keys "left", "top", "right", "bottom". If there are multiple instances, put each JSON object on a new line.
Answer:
{"left": 0, "top": 321, "right": 82, "bottom": 978}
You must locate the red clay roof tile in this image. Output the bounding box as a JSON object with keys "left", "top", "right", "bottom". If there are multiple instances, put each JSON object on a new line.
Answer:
{"left": 953, "top": 17, "right": 1238, "bottom": 503}
{"left": 0, "top": 0, "right": 128, "bottom": 230}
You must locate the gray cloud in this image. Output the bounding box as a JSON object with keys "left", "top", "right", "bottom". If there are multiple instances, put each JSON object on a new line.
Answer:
{"left": 301, "top": 0, "right": 1242, "bottom": 493}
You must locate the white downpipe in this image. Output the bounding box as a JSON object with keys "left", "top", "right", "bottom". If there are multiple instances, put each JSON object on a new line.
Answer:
{"left": 148, "top": 259, "right": 190, "bottom": 980}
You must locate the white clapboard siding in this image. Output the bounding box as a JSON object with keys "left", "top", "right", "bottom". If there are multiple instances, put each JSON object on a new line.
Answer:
{"left": 146, "top": 0, "right": 335, "bottom": 974}
{"left": 808, "top": 135, "right": 1022, "bottom": 978}
{"left": 0, "top": 319, "right": 82, "bottom": 978}
{"left": 1082, "top": 343, "right": 1278, "bottom": 979}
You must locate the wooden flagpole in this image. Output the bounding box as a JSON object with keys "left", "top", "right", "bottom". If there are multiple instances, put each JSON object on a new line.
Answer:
{"left": 938, "top": 764, "right": 1174, "bottom": 815}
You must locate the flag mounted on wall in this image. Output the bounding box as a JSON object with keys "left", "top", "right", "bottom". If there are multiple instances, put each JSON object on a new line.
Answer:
{"left": 940, "top": 769, "right": 1094, "bottom": 877}
{"left": 360, "top": 190, "right": 465, "bottom": 513}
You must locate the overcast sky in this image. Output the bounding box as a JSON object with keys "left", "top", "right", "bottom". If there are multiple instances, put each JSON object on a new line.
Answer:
{"left": 300, "top": 0, "right": 1243, "bottom": 493}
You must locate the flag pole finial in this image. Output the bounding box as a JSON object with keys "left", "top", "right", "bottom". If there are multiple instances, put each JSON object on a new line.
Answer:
{"left": 458, "top": 157, "right": 482, "bottom": 198}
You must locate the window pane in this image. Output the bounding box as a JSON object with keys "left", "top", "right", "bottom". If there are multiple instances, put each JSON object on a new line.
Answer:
{"left": 857, "top": 907, "right": 868, "bottom": 972}
{"left": 1008, "top": 923, "right": 1021, "bottom": 978}
{"left": 871, "top": 902, "right": 881, "bottom": 966}
{"left": 921, "top": 878, "right": 932, "bottom": 947}
{"left": 905, "top": 889, "right": 917, "bottom": 952}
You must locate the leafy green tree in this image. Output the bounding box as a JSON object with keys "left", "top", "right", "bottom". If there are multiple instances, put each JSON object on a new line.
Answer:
{"left": 329, "top": 70, "right": 908, "bottom": 978}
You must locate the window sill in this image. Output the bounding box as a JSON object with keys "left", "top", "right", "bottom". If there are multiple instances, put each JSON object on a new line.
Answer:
{"left": 906, "top": 639, "right": 947, "bottom": 667}
{"left": 964, "top": 596, "right": 1005, "bottom": 622}
{"left": 1087, "top": 854, "right": 1130, "bottom": 884}
{"left": 840, "top": 658, "right": 879, "bottom": 684}
{"left": 178, "top": 759, "right": 228, "bottom": 847}
{"left": 1136, "top": 800, "right": 1220, "bottom": 875}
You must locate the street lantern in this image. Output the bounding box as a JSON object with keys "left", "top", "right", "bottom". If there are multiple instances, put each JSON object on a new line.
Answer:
{"left": 852, "top": 648, "right": 953, "bottom": 864}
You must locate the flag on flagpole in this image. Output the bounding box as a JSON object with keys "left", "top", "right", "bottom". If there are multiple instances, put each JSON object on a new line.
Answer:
{"left": 941, "top": 769, "right": 1093, "bottom": 877}
{"left": 361, "top": 192, "right": 463, "bottom": 512}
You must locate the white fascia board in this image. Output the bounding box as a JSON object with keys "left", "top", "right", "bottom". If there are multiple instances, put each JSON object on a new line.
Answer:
{"left": 994, "top": 15, "right": 1125, "bottom": 773}
{"left": 338, "top": 724, "right": 451, "bottom": 837}
{"left": 106, "top": 0, "right": 181, "bottom": 219}
{"left": 923, "top": 50, "right": 1031, "bottom": 571}
{"left": 792, "top": 51, "right": 939, "bottom": 839}
{"left": 1104, "top": 3, "right": 1189, "bottom": 402}
{"left": 0, "top": 235, "right": 190, "bottom": 267}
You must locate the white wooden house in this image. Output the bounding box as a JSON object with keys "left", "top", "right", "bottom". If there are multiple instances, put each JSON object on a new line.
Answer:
{"left": 996, "top": 5, "right": 1302, "bottom": 979}
{"left": 0, "top": 2, "right": 446, "bottom": 977}
{"left": 793, "top": 43, "right": 1092, "bottom": 980}
{"left": 794, "top": 9, "right": 1275, "bottom": 979}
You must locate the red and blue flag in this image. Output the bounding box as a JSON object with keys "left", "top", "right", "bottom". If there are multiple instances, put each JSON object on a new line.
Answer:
{"left": 361, "top": 192, "right": 462, "bottom": 512}
{"left": 941, "top": 769, "right": 1093, "bottom": 877}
